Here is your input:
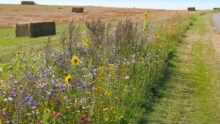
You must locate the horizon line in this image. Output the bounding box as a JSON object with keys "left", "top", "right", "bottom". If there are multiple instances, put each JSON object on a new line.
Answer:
{"left": 0, "top": 3, "right": 213, "bottom": 10}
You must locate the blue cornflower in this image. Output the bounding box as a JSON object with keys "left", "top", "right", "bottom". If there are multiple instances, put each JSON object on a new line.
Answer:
{"left": 82, "top": 85, "right": 87, "bottom": 88}
{"left": 27, "top": 97, "right": 33, "bottom": 102}
{"left": 28, "top": 103, "right": 33, "bottom": 106}
{"left": 56, "top": 51, "right": 59, "bottom": 54}
{"left": 117, "top": 65, "right": 120, "bottom": 69}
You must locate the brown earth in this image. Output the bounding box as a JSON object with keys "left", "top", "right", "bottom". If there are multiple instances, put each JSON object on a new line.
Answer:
{"left": 0, "top": 4, "right": 199, "bottom": 28}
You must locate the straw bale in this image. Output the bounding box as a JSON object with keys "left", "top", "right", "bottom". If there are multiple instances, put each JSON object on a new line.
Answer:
{"left": 72, "top": 7, "right": 84, "bottom": 13}
{"left": 21, "top": 1, "right": 36, "bottom": 5}
{"left": 15, "top": 21, "right": 56, "bottom": 37}
{"left": 15, "top": 23, "right": 30, "bottom": 37}
{"left": 188, "top": 7, "right": 196, "bottom": 11}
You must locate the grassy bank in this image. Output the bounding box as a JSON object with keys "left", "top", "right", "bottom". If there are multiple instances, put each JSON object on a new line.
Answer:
{"left": 145, "top": 13, "right": 220, "bottom": 123}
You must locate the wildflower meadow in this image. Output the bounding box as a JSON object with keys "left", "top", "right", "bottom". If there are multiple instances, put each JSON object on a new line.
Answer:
{"left": 0, "top": 12, "right": 196, "bottom": 123}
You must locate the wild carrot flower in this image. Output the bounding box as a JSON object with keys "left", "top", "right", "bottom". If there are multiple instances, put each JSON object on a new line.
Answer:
{"left": 125, "top": 76, "right": 129, "bottom": 80}
{"left": 71, "top": 56, "right": 80, "bottom": 66}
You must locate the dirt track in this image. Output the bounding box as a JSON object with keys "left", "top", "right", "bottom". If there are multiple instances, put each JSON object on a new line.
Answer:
{"left": 0, "top": 4, "right": 191, "bottom": 28}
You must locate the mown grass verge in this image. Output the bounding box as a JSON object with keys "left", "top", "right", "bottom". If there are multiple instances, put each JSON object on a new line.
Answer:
{"left": 145, "top": 12, "right": 220, "bottom": 123}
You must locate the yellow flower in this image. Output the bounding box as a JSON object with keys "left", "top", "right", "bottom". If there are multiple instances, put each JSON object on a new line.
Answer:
{"left": 82, "top": 39, "right": 89, "bottom": 46}
{"left": 156, "top": 35, "right": 160, "bottom": 41}
{"left": 44, "top": 108, "right": 50, "bottom": 113}
{"left": 113, "top": 65, "right": 117, "bottom": 70}
{"left": 111, "top": 106, "right": 115, "bottom": 111}
{"left": 105, "top": 91, "right": 112, "bottom": 96}
{"left": 2, "top": 108, "right": 6, "bottom": 111}
{"left": 142, "top": 12, "right": 147, "bottom": 19}
{"left": 65, "top": 74, "right": 72, "bottom": 84}
{"left": 99, "top": 66, "right": 103, "bottom": 70}
{"left": 71, "top": 56, "right": 80, "bottom": 66}
{"left": 104, "top": 117, "right": 110, "bottom": 121}
{"left": 9, "top": 108, "right": 13, "bottom": 112}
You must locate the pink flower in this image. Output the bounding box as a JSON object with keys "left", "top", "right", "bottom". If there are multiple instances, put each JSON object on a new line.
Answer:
{"left": 2, "top": 113, "right": 8, "bottom": 117}
{"left": 39, "top": 83, "right": 46, "bottom": 88}
{"left": 82, "top": 116, "right": 88, "bottom": 122}
{"left": 53, "top": 112, "right": 62, "bottom": 117}
{"left": 53, "top": 112, "right": 59, "bottom": 116}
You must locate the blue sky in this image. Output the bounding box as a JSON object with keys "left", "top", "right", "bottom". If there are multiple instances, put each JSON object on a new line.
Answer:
{"left": 0, "top": 0, "right": 219, "bottom": 10}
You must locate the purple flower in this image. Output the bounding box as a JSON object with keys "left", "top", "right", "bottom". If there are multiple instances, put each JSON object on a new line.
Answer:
{"left": 28, "top": 103, "right": 33, "bottom": 106}
{"left": 92, "top": 87, "right": 96, "bottom": 91}
{"left": 27, "top": 97, "right": 33, "bottom": 102}
{"left": 82, "top": 85, "right": 87, "bottom": 88}
{"left": 117, "top": 66, "right": 120, "bottom": 69}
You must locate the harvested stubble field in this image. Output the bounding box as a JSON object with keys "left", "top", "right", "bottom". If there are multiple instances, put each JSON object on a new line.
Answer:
{"left": 0, "top": 4, "right": 200, "bottom": 64}
{"left": 0, "top": 4, "right": 191, "bottom": 28}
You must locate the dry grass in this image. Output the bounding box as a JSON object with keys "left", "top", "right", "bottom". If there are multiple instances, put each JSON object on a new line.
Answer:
{"left": 0, "top": 4, "right": 199, "bottom": 28}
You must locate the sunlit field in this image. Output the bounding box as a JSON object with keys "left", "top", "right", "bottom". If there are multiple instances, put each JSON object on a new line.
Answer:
{"left": 0, "top": 9, "right": 198, "bottom": 123}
